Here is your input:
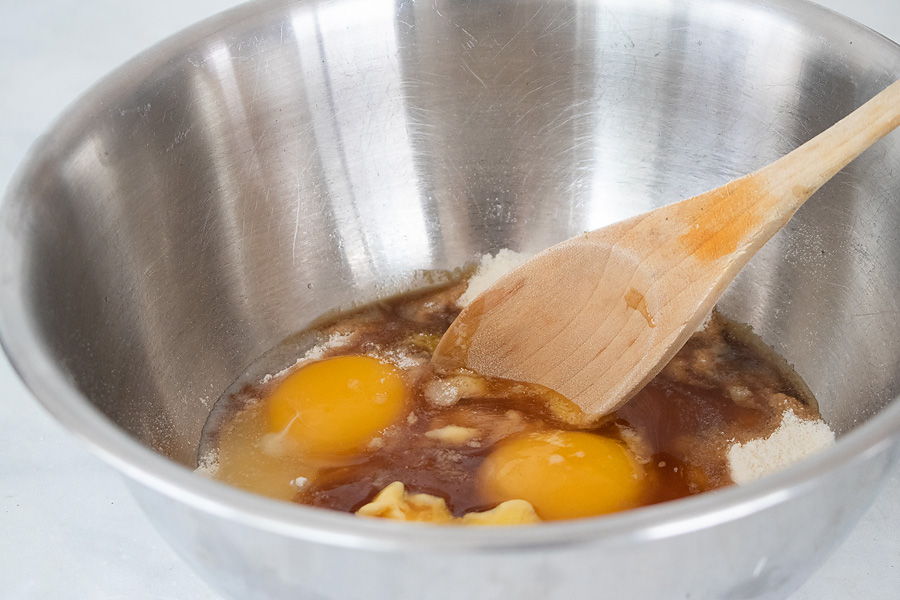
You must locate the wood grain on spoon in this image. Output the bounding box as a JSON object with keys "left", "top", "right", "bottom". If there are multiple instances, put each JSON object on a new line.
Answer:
{"left": 433, "top": 80, "right": 900, "bottom": 422}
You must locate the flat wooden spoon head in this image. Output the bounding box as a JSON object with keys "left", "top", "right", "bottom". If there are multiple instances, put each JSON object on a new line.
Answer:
{"left": 433, "top": 80, "right": 900, "bottom": 422}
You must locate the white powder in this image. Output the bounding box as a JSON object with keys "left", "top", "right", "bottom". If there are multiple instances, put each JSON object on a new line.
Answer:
{"left": 371, "top": 346, "right": 426, "bottom": 369}
{"left": 194, "top": 449, "right": 219, "bottom": 477}
{"left": 305, "top": 332, "right": 353, "bottom": 360}
{"left": 422, "top": 375, "right": 488, "bottom": 408}
{"left": 457, "top": 249, "right": 531, "bottom": 307}
{"left": 727, "top": 409, "right": 835, "bottom": 485}
{"left": 261, "top": 331, "right": 353, "bottom": 383}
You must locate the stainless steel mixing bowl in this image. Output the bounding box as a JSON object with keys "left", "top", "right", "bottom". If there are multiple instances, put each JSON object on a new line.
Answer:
{"left": 2, "top": 0, "right": 899, "bottom": 598}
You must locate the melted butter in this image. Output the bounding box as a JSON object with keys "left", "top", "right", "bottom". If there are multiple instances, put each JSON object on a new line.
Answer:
{"left": 356, "top": 481, "right": 541, "bottom": 525}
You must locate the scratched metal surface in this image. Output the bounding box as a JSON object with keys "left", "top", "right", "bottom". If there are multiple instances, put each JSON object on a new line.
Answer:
{"left": 1, "top": 1, "right": 899, "bottom": 599}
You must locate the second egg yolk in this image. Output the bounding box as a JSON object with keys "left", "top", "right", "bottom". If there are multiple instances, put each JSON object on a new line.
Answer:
{"left": 267, "top": 355, "right": 407, "bottom": 455}
{"left": 477, "top": 430, "right": 646, "bottom": 520}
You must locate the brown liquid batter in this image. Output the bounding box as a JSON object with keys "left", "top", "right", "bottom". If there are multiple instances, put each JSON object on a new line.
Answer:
{"left": 201, "top": 281, "right": 818, "bottom": 519}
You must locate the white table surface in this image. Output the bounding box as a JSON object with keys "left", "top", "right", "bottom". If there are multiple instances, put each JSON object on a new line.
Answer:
{"left": 0, "top": 1, "right": 897, "bottom": 598}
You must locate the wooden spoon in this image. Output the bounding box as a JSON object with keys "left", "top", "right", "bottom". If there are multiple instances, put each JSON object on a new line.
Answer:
{"left": 432, "top": 80, "right": 900, "bottom": 422}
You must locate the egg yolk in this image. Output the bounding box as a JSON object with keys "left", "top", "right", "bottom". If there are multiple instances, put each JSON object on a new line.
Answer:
{"left": 477, "top": 430, "right": 645, "bottom": 520}
{"left": 267, "top": 355, "right": 407, "bottom": 455}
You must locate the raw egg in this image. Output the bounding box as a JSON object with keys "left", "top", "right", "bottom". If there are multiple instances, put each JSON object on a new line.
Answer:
{"left": 267, "top": 355, "right": 407, "bottom": 454}
{"left": 477, "top": 430, "right": 645, "bottom": 520}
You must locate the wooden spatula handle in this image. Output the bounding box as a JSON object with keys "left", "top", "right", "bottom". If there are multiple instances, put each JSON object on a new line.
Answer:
{"left": 761, "top": 80, "right": 900, "bottom": 207}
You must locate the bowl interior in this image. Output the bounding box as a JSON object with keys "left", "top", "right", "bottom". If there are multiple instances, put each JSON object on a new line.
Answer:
{"left": 3, "top": 0, "right": 900, "bottom": 469}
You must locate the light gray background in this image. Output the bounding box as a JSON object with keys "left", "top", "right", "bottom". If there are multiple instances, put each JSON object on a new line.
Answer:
{"left": 0, "top": 1, "right": 897, "bottom": 598}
